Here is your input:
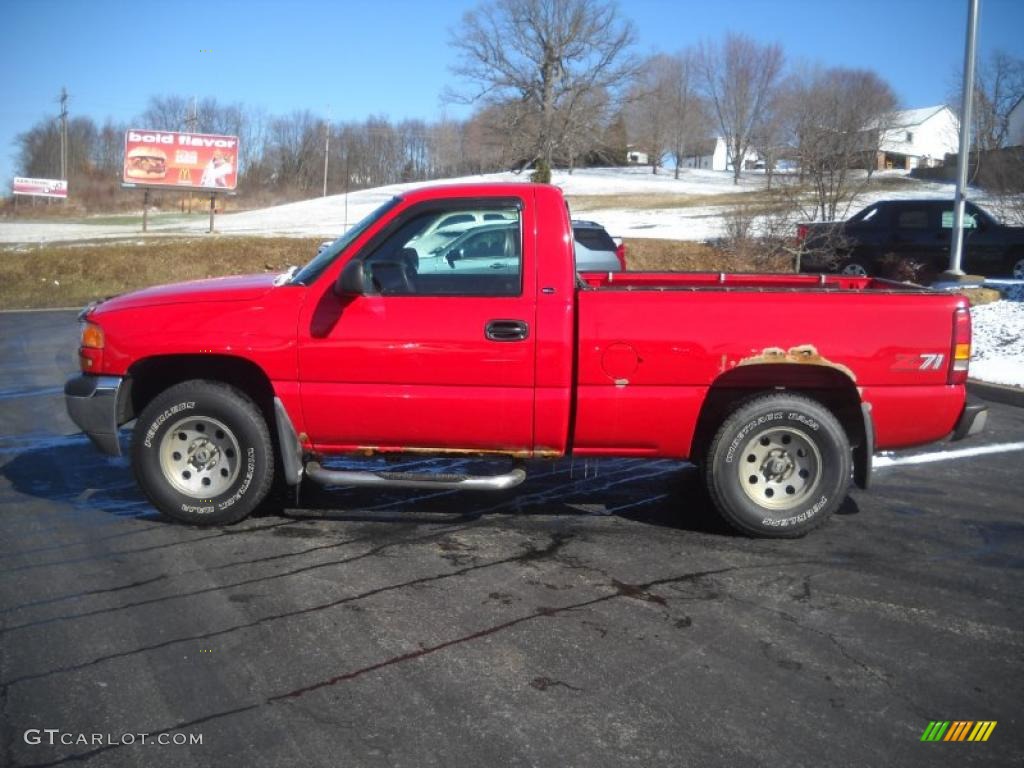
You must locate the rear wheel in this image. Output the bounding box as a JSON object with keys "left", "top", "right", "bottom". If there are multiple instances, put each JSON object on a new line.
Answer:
{"left": 1009, "top": 252, "right": 1024, "bottom": 279}
{"left": 131, "top": 380, "right": 275, "bottom": 525}
{"left": 703, "top": 394, "right": 851, "bottom": 538}
{"left": 838, "top": 258, "right": 870, "bottom": 277}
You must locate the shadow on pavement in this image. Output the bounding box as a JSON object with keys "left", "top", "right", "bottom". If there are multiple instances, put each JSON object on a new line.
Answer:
{"left": 2, "top": 434, "right": 861, "bottom": 537}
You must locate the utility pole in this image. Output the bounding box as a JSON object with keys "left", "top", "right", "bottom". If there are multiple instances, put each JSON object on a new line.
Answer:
{"left": 949, "top": 0, "right": 980, "bottom": 276}
{"left": 58, "top": 87, "right": 68, "bottom": 181}
{"left": 322, "top": 105, "right": 331, "bottom": 197}
{"left": 184, "top": 97, "right": 199, "bottom": 213}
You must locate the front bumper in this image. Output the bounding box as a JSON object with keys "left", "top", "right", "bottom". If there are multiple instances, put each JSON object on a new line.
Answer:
{"left": 951, "top": 402, "right": 988, "bottom": 441}
{"left": 65, "top": 375, "right": 125, "bottom": 456}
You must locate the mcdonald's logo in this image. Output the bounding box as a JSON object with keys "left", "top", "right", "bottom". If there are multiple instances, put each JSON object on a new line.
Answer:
{"left": 920, "top": 721, "right": 997, "bottom": 742}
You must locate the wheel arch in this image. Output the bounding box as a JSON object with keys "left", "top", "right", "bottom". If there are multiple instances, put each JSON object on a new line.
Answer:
{"left": 125, "top": 354, "right": 276, "bottom": 426}
{"left": 690, "top": 364, "right": 868, "bottom": 484}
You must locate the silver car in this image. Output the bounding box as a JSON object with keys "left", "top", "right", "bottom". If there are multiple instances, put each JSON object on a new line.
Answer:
{"left": 573, "top": 220, "right": 625, "bottom": 271}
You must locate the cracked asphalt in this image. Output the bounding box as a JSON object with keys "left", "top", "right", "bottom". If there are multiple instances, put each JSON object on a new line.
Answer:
{"left": 1, "top": 309, "right": 1022, "bottom": 767}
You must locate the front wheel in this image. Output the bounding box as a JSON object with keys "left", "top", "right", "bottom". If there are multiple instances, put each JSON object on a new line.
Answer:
{"left": 131, "top": 380, "right": 275, "bottom": 525}
{"left": 703, "top": 394, "right": 852, "bottom": 538}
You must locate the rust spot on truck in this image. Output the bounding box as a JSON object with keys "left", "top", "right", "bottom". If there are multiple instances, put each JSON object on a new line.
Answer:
{"left": 737, "top": 344, "right": 856, "bottom": 381}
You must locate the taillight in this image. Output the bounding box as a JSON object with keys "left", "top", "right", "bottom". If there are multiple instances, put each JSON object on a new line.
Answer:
{"left": 796, "top": 224, "right": 808, "bottom": 243}
{"left": 615, "top": 242, "right": 627, "bottom": 271}
{"left": 949, "top": 307, "right": 971, "bottom": 385}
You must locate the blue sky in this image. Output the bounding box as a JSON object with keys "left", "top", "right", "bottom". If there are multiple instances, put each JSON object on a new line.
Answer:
{"left": 2, "top": 0, "right": 1022, "bottom": 186}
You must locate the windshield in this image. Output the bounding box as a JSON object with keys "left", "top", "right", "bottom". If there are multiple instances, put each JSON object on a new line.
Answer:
{"left": 289, "top": 197, "right": 401, "bottom": 285}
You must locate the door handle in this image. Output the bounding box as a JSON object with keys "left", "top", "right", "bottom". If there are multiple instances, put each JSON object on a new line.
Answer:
{"left": 485, "top": 319, "right": 529, "bottom": 342}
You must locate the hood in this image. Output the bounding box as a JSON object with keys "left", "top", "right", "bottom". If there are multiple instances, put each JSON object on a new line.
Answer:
{"left": 91, "top": 273, "right": 280, "bottom": 315}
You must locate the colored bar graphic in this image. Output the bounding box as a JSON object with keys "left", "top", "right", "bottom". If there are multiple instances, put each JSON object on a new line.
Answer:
{"left": 921, "top": 720, "right": 996, "bottom": 742}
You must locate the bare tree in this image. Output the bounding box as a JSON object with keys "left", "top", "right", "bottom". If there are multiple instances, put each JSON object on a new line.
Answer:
{"left": 448, "top": 0, "right": 637, "bottom": 176}
{"left": 629, "top": 54, "right": 675, "bottom": 173}
{"left": 950, "top": 50, "right": 1024, "bottom": 151}
{"left": 698, "top": 33, "right": 784, "bottom": 184}
{"left": 664, "top": 49, "right": 709, "bottom": 180}
{"left": 749, "top": 85, "right": 787, "bottom": 189}
{"left": 140, "top": 95, "right": 192, "bottom": 131}
{"left": 784, "top": 66, "right": 897, "bottom": 221}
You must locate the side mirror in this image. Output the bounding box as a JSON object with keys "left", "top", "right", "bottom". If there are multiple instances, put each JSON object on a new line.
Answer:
{"left": 335, "top": 259, "right": 367, "bottom": 296}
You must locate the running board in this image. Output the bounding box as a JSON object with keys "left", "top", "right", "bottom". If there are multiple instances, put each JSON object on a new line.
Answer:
{"left": 304, "top": 462, "right": 527, "bottom": 491}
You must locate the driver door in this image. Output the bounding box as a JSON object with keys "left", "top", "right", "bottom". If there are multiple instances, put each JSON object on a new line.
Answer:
{"left": 297, "top": 198, "right": 537, "bottom": 455}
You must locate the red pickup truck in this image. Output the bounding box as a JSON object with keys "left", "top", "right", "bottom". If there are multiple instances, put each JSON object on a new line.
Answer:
{"left": 65, "top": 183, "right": 986, "bottom": 537}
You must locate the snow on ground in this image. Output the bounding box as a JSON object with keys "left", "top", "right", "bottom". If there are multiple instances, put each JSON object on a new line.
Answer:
{"left": 970, "top": 299, "right": 1024, "bottom": 388}
{"left": 0, "top": 167, "right": 763, "bottom": 243}
{"left": 2, "top": 166, "right": 973, "bottom": 244}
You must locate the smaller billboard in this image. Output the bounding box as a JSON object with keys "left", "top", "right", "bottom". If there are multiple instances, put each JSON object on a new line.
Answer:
{"left": 13, "top": 177, "right": 68, "bottom": 199}
{"left": 123, "top": 129, "right": 239, "bottom": 191}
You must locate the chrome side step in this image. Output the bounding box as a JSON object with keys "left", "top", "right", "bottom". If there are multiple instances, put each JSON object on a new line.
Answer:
{"left": 304, "top": 462, "right": 527, "bottom": 491}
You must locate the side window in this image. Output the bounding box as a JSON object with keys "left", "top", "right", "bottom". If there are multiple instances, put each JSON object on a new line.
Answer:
{"left": 941, "top": 210, "right": 978, "bottom": 229}
{"left": 896, "top": 209, "right": 928, "bottom": 229}
{"left": 362, "top": 206, "right": 522, "bottom": 297}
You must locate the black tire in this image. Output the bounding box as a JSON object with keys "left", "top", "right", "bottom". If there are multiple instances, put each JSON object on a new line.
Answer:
{"left": 837, "top": 257, "right": 871, "bottom": 277}
{"left": 1009, "top": 252, "right": 1024, "bottom": 280}
{"left": 703, "top": 393, "right": 851, "bottom": 538}
{"left": 131, "top": 380, "right": 275, "bottom": 526}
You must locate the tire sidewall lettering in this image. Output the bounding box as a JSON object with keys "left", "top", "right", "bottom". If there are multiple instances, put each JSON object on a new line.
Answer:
{"left": 217, "top": 447, "right": 256, "bottom": 511}
{"left": 760, "top": 494, "right": 829, "bottom": 528}
{"left": 143, "top": 401, "right": 196, "bottom": 448}
{"left": 725, "top": 411, "right": 785, "bottom": 463}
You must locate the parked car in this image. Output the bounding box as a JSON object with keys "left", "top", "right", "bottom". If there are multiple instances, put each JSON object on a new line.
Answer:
{"left": 572, "top": 219, "right": 627, "bottom": 271}
{"left": 797, "top": 199, "right": 1024, "bottom": 279}
{"left": 66, "top": 183, "right": 984, "bottom": 539}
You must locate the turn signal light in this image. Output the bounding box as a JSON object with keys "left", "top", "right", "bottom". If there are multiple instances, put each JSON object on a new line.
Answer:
{"left": 81, "top": 322, "right": 105, "bottom": 349}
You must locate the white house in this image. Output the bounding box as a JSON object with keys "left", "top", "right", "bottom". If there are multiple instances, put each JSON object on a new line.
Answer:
{"left": 1007, "top": 96, "right": 1024, "bottom": 147}
{"left": 876, "top": 105, "right": 959, "bottom": 170}
{"left": 677, "top": 137, "right": 758, "bottom": 172}
{"left": 626, "top": 147, "right": 649, "bottom": 165}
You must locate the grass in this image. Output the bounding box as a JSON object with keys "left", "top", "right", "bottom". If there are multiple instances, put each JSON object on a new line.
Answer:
{"left": 0, "top": 237, "right": 321, "bottom": 310}
{"left": 624, "top": 238, "right": 790, "bottom": 272}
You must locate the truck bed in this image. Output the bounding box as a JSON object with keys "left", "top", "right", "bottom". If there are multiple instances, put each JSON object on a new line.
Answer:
{"left": 571, "top": 271, "right": 967, "bottom": 458}
{"left": 578, "top": 271, "right": 928, "bottom": 293}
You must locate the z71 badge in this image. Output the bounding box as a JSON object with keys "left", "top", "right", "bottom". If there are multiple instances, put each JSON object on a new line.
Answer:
{"left": 893, "top": 353, "right": 945, "bottom": 371}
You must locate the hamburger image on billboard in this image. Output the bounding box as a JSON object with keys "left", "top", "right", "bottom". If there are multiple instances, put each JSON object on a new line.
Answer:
{"left": 123, "top": 129, "right": 239, "bottom": 190}
{"left": 125, "top": 147, "right": 168, "bottom": 181}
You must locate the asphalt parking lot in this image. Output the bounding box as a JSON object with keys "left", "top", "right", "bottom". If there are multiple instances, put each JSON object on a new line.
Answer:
{"left": 1, "top": 310, "right": 1021, "bottom": 768}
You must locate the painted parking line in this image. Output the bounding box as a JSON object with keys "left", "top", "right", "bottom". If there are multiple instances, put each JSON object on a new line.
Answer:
{"left": 874, "top": 441, "right": 1024, "bottom": 469}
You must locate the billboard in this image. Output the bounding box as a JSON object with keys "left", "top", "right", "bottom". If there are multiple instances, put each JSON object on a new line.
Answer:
{"left": 13, "top": 177, "right": 68, "bottom": 199}
{"left": 123, "top": 129, "right": 239, "bottom": 191}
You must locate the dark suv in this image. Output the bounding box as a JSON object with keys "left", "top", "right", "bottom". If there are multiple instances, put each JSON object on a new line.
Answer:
{"left": 798, "top": 200, "right": 1024, "bottom": 279}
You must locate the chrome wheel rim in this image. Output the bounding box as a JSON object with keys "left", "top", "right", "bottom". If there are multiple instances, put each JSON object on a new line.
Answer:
{"left": 738, "top": 427, "right": 822, "bottom": 511}
{"left": 159, "top": 415, "right": 241, "bottom": 498}
{"left": 841, "top": 262, "right": 868, "bottom": 276}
